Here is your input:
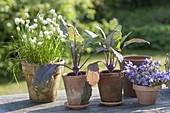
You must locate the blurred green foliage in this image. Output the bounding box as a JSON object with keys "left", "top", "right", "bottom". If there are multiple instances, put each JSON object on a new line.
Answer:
{"left": 1, "top": 0, "right": 170, "bottom": 79}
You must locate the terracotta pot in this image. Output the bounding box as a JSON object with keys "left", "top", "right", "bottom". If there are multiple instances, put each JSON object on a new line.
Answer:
{"left": 133, "top": 84, "right": 161, "bottom": 105}
{"left": 121, "top": 55, "right": 152, "bottom": 97}
{"left": 21, "top": 61, "right": 63, "bottom": 102}
{"left": 62, "top": 72, "right": 91, "bottom": 106}
{"left": 98, "top": 70, "right": 123, "bottom": 102}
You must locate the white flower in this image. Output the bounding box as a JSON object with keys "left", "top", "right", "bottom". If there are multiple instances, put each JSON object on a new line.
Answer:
{"left": 50, "top": 9, "right": 55, "bottom": 14}
{"left": 47, "top": 36, "right": 51, "bottom": 39}
{"left": 44, "top": 31, "right": 49, "bottom": 35}
{"left": 49, "top": 31, "right": 54, "bottom": 35}
{"left": 52, "top": 18, "right": 56, "bottom": 21}
{"left": 33, "top": 37, "right": 36, "bottom": 42}
{"left": 51, "top": 27, "right": 56, "bottom": 32}
{"left": 46, "top": 18, "right": 52, "bottom": 23}
{"left": 16, "top": 26, "right": 20, "bottom": 31}
{"left": 34, "top": 19, "right": 38, "bottom": 23}
{"left": 43, "top": 26, "right": 46, "bottom": 30}
{"left": 39, "top": 31, "right": 43, "bottom": 38}
{"left": 26, "top": 24, "right": 29, "bottom": 28}
{"left": 53, "top": 13, "right": 57, "bottom": 17}
{"left": 58, "top": 15, "right": 62, "bottom": 19}
{"left": 43, "top": 20, "right": 47, "bottom": 25}
{"left": 29, "top": 37, "right": 36, "bottom": 46}
{"left": 20, "top": 19, "right": 25, "bottom": 24}
{"left": 22, "top": 34, "right": 27, "bottom": 39}
{"left": 26, "top": 20, "right": 30, "bottom": 24}
{"left": 38, "top": 42, "right": 43, "bottom": 45}
{"left": 25, "top": 13, "right": 29, "bottom": 18}
{"left": 55, "top": 24, "right": 59, "bottom": 27}
{"left": 33, "top": 24, "right": 38, "bottom": 28}
{"left": 39, "top": 34, "right": 44, "bottom": 38}
{"left": 29, "top": 25, "right": 34, "bottom": 30}
{"left": 38, "top": 15, "right": 44, "bottom": 21}
{"left": 14, "top": 18, "right": 20, "bottom": 25}
{"left": 60, "top": 38, "right": 66, "bottom": 42}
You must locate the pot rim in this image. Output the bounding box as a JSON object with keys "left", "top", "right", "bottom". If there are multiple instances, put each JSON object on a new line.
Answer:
{"left": 123, "top": 55, "right": 152, "bottom": 61}
{"left": 21, "top": 60, "right": 64, "bottom": 66}
{"left": 62, "top": 71, "right": 86, "bottom": 76}
{"left": 133, "top": 84, "right": 162, "bottom": 91}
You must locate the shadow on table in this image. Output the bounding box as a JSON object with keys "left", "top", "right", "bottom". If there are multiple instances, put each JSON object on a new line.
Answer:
{"left": 0, "top": 99, "right": 44, "bottom": 112}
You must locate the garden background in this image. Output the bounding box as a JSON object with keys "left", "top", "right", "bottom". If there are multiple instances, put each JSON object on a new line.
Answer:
{"left": 0, "top": 0, "right": 170, "bottom": 95}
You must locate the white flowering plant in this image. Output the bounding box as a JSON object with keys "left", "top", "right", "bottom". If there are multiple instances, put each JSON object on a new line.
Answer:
{"left": 13, "top": 9, "right": 66, "bottom": 64}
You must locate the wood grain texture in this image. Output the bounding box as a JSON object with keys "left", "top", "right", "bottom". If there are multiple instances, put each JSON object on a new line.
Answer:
{"left": 0, "top": 88, "right": 170, "bottom": 113}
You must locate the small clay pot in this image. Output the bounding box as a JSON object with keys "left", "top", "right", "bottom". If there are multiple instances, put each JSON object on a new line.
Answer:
{"left": 62, "top": 71, "right": 91, "bottom": 106}
{"left": 133, "top": 84, "right": 161, "bottom": 105}
{"left": 98, "top": 70, "right": 123, "bottom": 103}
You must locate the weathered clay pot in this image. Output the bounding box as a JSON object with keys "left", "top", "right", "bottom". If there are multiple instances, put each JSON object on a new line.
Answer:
{"left": 21, "top": 61, "right": 63, "bottom": 102}
{"left": 62, "top": 72, "right": 91, "bottom": 106}
{"left": 98, "top": 70, "right": 123, "bottom": 102}
{"left": 122, "top": 55, "right": 152, "bottom": 97}
{"left": 133, "top": 84, "right": 161, "bottom": 105}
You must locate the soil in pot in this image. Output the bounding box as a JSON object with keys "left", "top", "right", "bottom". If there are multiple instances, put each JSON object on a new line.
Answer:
{"left": 98, "top": 70, "right": 123, "bottom": 104}
{"left": 133, "top": 84, "right": 161, "bottom": 105}
{"left": 121, "top": 55, "right": 152, "bottom": 97}
{"left": 21, "top": 61, "right": 63, "bottom": 102}
{"left": 62, "top": 71, "right": 91, "bottom": 108}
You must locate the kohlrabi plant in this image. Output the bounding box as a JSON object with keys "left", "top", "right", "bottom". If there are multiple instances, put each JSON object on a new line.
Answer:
{"left": 85, "top": 23, "right": 149, "bottom": 73}
{"left": 59, "top": 17, "right": 100, "bottom": 76}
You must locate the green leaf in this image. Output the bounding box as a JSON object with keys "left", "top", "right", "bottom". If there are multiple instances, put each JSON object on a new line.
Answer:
{"left": 94, "top": 25, "right": 106, "bottom": 39}
{"left": 110, "top": 47, "right": 123, "bottom": 63}
{"left": 80, "top": 81, "right": 92, "bottom": 105}
{"left": 67, "top": 25, "right": 84, "bottom": 43}
{"left": 123, "top": 38, "right": 150, "bottom": 49}
{"left": 33, "top": 64, "right": 58, "bottom": 91}
{"left": 84, "top": 30, "right": 98, "bottom": 38}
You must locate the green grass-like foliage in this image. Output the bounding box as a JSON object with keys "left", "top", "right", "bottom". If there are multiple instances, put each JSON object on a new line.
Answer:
{"left": 13, "top": 9, "right": 65, "bottom": 64}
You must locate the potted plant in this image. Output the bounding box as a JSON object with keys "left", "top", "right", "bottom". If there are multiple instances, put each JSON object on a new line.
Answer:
{"left": 85, "top": 26, "right": 124, "bottom": 106}
{"left": 13, "top": 9, "right": 66, "bottom": 102}
{"left": 85, "top": 21, "right": 149, "bottom": 105}
{"left": 58, "top": 19, "right": 101, "bottom": 109}
{"left": 124, "top": 58, "right": 169, "bottom": 105}
{"left": 122, "top": 55, "right": 152, "bottom": 97}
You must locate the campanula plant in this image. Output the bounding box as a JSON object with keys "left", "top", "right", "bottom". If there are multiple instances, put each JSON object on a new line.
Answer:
{"left": 124, "top": 58, "right": 169, "bottom": 87}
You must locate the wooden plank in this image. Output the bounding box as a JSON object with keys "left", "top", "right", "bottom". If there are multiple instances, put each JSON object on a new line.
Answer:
{"left": 0, "top": 88, "right": 170, "bottom": 113}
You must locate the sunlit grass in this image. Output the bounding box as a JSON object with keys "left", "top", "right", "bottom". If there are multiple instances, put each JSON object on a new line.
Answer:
{"left": 0, "top": 49, "right": 167, "bottom": 95}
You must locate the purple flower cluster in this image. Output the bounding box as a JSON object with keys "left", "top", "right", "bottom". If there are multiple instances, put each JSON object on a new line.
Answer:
{"left": 124, "top": 58, "right": 170, "bottom": 87}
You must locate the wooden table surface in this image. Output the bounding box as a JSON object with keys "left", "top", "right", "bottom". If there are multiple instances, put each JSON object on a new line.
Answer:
{"left": 0, "top": 88, "right": 170, "bottom": 113}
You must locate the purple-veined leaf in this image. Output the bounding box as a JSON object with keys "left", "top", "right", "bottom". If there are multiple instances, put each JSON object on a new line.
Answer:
{"left": 33, "top": 64, "right": 58, "bottom": 91}
{"left": 96, "top": 47, "right": 107, "bottom": 52}
{"left": 110, "top": 47, "right": 123, "bottom": 63}
{"left": 87, "top": 62, "right": 99, "bottom": 71}
{"left": 67, "top": 25, "right": 84, "bottom": 43}
{"left": 105, "top": 30, "right": 118, "bottom": 47}
{"left": 94, "top": 25, "right": 106, "bottom": 39}
{"left": 123, "top": 38, "right": 150, "bottom": 49}
{"left": 84, "top": 30, "right": 98, "bottom": 38}
{"left": 120, "top": 31, "right": 132, "bottom": 45}
{"left": 59, "top": 17, "right": 68, "bottom": 36}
